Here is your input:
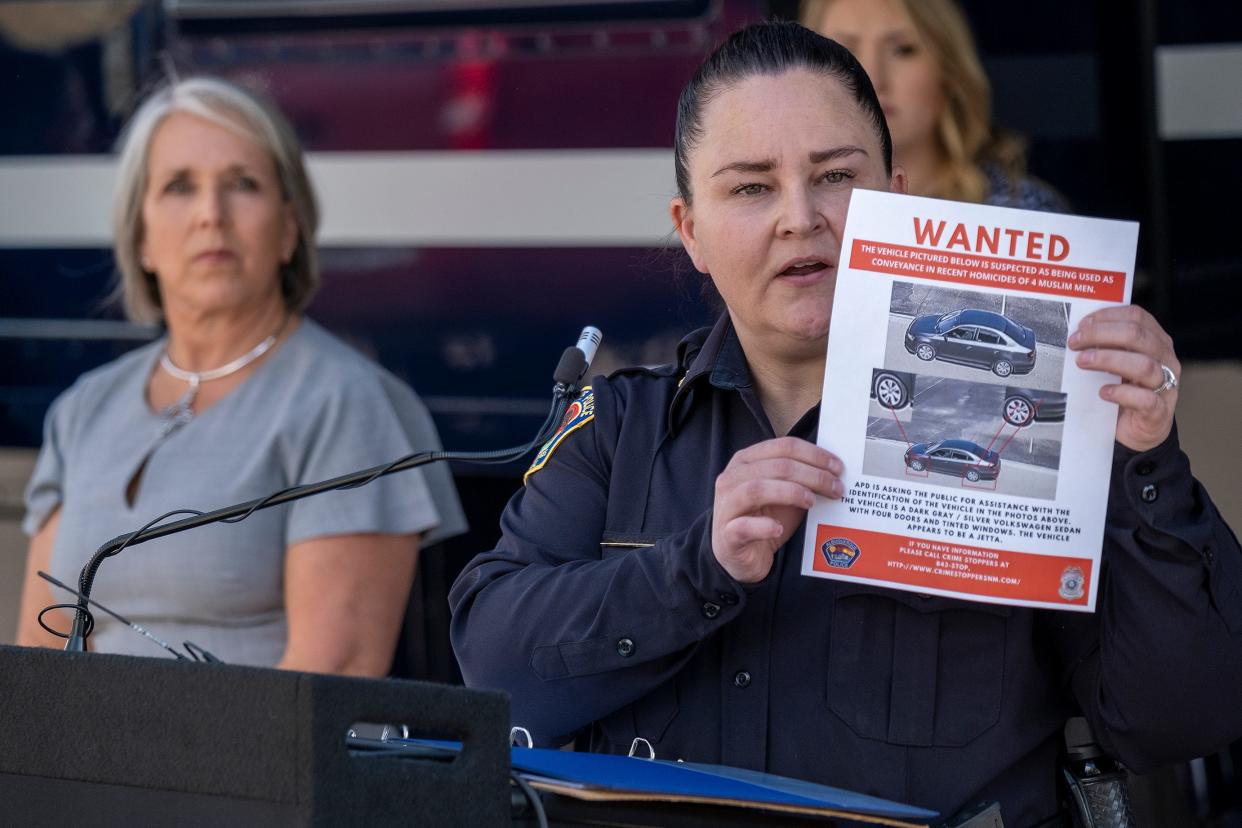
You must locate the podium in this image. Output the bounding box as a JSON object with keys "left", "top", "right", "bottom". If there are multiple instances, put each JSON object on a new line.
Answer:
{"left": 0, "top": 645, "right": 510, "bottom": 826}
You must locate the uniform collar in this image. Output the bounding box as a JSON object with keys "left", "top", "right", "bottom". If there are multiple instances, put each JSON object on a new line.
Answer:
{"left": 681, "top": 313, "right": 751, "bottom": 387}
{"left": 667, "top": 313, "right": 823, "bottom": 440}
{"left": 668, "top": 314, "right": 753, "bottom": 432}
{"left": 679, "top": 314, "right": 752, "bottom": 386}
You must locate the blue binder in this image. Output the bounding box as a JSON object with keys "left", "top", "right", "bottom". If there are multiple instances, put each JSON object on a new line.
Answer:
{"left": 362, "top": 737, "right": 937, "bottom": 824}
{"left": 507, "top": 745, "right": 938, "bottom": 825}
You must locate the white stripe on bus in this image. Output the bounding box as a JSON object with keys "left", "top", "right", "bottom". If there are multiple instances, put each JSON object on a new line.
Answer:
{"left": 0, "top": 149, "right": 678, "bottom": 248}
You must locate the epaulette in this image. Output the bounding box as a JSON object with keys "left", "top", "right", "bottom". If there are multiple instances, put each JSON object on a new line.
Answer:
{"left": 606, "top": 362, "right": 681, "bottom": 380}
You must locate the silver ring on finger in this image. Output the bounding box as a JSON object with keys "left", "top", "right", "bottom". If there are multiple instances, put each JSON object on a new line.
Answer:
{"left": 1153, "top": 363, "right": 1178, "bottom": 394}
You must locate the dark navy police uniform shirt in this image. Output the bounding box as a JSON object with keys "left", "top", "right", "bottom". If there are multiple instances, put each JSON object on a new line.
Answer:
{"left": 450, "top": 315, "right": 1242, "bottom": 826}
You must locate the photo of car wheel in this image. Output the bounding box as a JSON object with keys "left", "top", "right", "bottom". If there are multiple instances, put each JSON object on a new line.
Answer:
{"left": 872, "top": 370, "right": 914, "bottom": 410}
{"left": 1003, "top": 387, "right": 1068, "bottom": 427}
{"left": 915, "top": 343, "right": 936, "bottom": 361}
{"left": 1004, "top": 396, "right": 1034, "bottom": 426}
{"left": 992, "top": 359, "right": 1013, "bottom": 377}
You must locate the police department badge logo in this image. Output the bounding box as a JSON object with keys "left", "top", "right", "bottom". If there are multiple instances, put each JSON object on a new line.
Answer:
{"left": 820, "top": 537, "right": 861, "bottom": 569}
{"left": 1058, "top": 566, "right": 1085, "bottom": 601}
{"left": 523, "top": 387, "right": 595, "bottom": 483}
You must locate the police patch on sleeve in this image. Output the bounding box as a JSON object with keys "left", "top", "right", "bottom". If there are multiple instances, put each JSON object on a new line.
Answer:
{"left": 524, "top": 387, "right": 595, "bottom": 483}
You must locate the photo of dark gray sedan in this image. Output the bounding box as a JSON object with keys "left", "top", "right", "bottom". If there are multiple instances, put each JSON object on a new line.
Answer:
{"left": 904, "top": 438, "right": 1002, "bottom": 482}
{"left": 904, "top": 308, "right": 1038, "bottom": 377}
{"left": 1003, "top": 387, "right": 1068, "bottom": 427}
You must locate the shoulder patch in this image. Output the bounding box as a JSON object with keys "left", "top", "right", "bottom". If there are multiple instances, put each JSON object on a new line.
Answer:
{"left": 524, "top": 387, "right": 595, "bottom": 483}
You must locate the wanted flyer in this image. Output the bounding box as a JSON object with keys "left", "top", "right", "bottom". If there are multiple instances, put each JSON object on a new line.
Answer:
{"left": 801, "top": 189, "right": 1137, "bottom": 611}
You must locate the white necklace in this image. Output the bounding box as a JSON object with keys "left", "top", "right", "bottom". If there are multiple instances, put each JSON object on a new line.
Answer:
{"left": 158, "top": 324, "right": 282, "bottom": 432}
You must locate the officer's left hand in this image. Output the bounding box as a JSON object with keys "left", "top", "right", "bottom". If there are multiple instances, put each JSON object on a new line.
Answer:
{"left": 1068, "top": 305, "right": 1178, "bottom": 452}
{"left": 710, "top": 437, "right": 844, "bottom": 584}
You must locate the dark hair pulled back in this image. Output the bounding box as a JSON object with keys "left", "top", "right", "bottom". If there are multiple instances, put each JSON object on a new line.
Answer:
{"left": 674, "top": 20, "right": 892, "bottom": 203}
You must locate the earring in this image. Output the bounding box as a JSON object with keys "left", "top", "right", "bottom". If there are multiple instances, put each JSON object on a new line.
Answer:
{"left": 141, "top": 256, "right": 154, "bottom": 272}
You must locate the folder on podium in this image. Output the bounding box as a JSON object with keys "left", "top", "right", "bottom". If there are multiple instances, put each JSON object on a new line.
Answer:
{"left": 356, "top": 736, "right": 939, "bottom": 826}
{"left": 508, "top": 745, "right": 938, "bottom": 826}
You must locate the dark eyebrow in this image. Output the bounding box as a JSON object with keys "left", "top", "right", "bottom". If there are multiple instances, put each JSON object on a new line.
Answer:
{"left": 712, "top": 146, "right": 868, "bottom": 178}
{"left": 809, "top": 146, "right": 868, "bottom": 164}
{"left": 711, "top": 159, "right": 776, "bottom": 178}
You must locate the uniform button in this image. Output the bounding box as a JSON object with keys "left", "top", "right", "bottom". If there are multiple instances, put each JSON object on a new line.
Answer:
{"left": 1136, "top": 461, "right": 1155, "bottom": 476}
{"left": 1140, "top": 484, "right": 1158, "bottom": 503}
{"left": 1205, "top": 545, "right": 1215, "bottom": 565}
{"left": 616, "top": 638, "right": 635, "bottom": 657}
{"left": 733, "top": 670, "right": 752, "bottom": 689}
{"left": 719, "top": 592, "right": 739, "bottom": 606}
{"left": 701, "top": 601, "right": 721, "bottom": 619}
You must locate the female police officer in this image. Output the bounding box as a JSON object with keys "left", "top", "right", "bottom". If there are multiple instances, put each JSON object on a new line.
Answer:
{"left": 450, "top": 21, "right": 1242, "bottom": 825}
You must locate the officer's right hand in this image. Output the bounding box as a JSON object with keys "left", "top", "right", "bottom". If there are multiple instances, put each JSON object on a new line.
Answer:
{"left": 711, "top": 437, "right": 844, "bottom": 584}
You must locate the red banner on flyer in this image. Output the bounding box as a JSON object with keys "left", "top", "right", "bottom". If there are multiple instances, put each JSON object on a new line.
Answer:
{"left": 812, "top": 524, "right": 1092, "bottom": 607}
{"left": 849, "top": 238, "right": 1126, "bottom": 302}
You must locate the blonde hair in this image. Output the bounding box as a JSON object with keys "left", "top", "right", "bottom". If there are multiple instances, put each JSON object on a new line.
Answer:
{"left": 800, "top": 0, "right": 1026, "bottom": 203}
{"left": 112, "top": 76, "right": 320, "bottom": 323}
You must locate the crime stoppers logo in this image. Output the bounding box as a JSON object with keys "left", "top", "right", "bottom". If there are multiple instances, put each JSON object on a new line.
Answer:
{"left": 820, "top": 537, "right": 861, "bottom": 569}
{"left": 1058, "top": 566, "right": 1085, "bottom": 601}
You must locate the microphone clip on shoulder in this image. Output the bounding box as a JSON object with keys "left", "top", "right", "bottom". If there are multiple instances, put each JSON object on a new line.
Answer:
{"left": 552, "top": 326, "right": 602, "bottom": 398}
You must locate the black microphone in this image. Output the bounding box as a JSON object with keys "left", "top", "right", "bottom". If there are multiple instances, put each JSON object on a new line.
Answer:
{"left": 56, "top": 327, "right": 602, "bottom": 653}
{"left": 553, "top": 326, "right": 603, "bottom": 390}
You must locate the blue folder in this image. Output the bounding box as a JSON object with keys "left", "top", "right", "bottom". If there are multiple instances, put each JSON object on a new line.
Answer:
{"left": 507, "top": 745, "right": 938, "bottom": 824}
{"left": 371, "top": 737, "right": 937, "bottom": 824}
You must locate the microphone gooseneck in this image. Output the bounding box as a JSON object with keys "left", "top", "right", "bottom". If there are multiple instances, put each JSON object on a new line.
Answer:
{"left": 64, "top": 614, "right": 88, "bottom": 652}
{"left": 57, "top": 327, "right": 602, "bottom": 652}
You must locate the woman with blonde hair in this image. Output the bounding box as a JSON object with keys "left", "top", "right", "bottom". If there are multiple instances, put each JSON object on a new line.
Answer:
{"left": 17, "top": 77, "right": 466, "bottom": 673}
{"left": 803, "top": 0, "right": 1065, "bottom": 209}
